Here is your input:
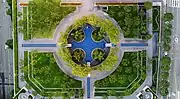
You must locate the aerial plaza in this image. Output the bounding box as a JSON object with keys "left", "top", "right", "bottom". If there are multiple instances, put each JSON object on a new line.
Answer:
{"left": 12, "top": 0, "right": 158, "bottom": 99}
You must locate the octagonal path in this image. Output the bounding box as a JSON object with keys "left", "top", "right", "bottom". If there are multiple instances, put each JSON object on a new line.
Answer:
{"left": 71, "top": 24, "right": 106, "bottom": 62}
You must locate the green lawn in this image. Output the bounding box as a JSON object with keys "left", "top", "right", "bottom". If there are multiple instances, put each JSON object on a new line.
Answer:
{"left": 12, "top": 0, "right": 20, "bottom": 94}
{"left": 28, "top": 0, "right": 75, "bottom": 38}
{"left": 23, "top": 7, "right": 28, "bottom": 40}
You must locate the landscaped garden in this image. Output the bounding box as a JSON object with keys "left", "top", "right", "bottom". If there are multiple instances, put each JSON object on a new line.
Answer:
{"left": 27, "top": 0, "right": 75, "bottom": 38}
{"left": 94, "top": 51, "right": 147, "bottom": 96}
{"left": 107, "top": 6, "right": 152, "bottom": 39}
{"left": 58, "top": 14, "right": 120, "bottom": 77}
{"left": 159, "top": 56, "right": 171, "bottom": 96}
{"left": 153, "top": 6, "right": 160, "bottom": 32}
{"left": 163, "top": 13, "right": 173, "bottom": 52}
{"left": 13, "top": 1, "right": 154, "bottom": 98}
{"left": 21, "top": 52, "right": 83, "bottom": 98}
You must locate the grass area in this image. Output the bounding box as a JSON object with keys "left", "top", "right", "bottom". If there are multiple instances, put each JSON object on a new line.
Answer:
{"left": 22, "top": 7, "right": 28, "bottom": 40}
{"left": 153, "top": 6, "right": 160, "bottom": 32}
{"left": 94, "top": 51, "right": 147, "bottom": 96}
{"left": 28, "top": 0, "right": 75, "bottom": 38}
{"left": 12, "top": 0, "right": 20, "bottom": 94}
{"left": 23, "top": 52, "right": 82, "bottom": 97}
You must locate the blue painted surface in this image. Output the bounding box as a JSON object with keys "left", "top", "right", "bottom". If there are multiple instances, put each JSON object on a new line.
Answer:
{"left": 153, "top": 32, "right": 158, "bottom": 56}
{"left": 72, "top": 24, "right": 106, "bottom": 62}
{"left": 87, "top": 77, "right": 91, "bottom": 98}
{"left": 121, "top": 43, "right": 148, "bottom": 47}
{"left": 22, "top": 44, "right": 56, "bottom": 47}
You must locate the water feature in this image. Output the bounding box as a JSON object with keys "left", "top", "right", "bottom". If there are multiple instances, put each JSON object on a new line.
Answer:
{"left": 71, "top": 24, "right": 106, "bottom": 63}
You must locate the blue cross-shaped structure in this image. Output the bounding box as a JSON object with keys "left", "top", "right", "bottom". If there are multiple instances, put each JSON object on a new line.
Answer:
{"left": 71, "top": 24, "right": 106, "bottom": 63}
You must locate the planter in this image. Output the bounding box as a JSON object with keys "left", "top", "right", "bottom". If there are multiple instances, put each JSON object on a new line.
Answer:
{"left": 72, "top": 48, "right": 86, "bottom": 65}
{"left": 90, "top": 48, "right": 110, "bottom": 67}
{"left": 70, "top": 27, "right": 85, "bottom": 42}
{"left": 92, "top": 27, "right": 106, "bottom": 42}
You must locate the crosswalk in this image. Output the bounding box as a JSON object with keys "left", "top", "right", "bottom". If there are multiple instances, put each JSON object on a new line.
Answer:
{"left": 167, "top": 0, "right": 180, "bottom": 7}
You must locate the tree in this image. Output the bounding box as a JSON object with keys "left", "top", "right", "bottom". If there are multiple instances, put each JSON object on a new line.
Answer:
{"left": 144, "top": 1, "right": 152, "bottom": 10}
{"left": 160, "top": 87, "right": 169, "bottom": 96}
{"left": 72, "top": 49, "right": 84, "bottom": 62}
{"left": 159, "top": 80, "right": 170, "bottom": 88}
{"left": 125, "top": 67, "right": 132, "bottom": 74}
{"left": 17, "top": 12, "right": 22, "bottom": 17}
{"left": 161, "top": 56, "right": 171, "bottom": 65}
{"left": 164, "top": 13, "right": 174, "bottom": 22}
{"left": 163, "top": 43, "right": 171, "bottom": 51}
{"left": 165, "top": 23, "right": 172, "bottom": 29}
{"left": 144, "top": 34, "right": 152, "bottom": 40}
{"left": 160, "top": 72, "right": 169, "bottom": 79}
{"left": 161, "top": 65, "right": 170, "bottom": 71}
{"left": 164, "top": 28, "right": 172, "bottom": 37}
{"left": 123, "top": 6, "right": 132, "bottom": 12}
{"left": 92, "top": 49, "right": 105, "bottom": 61}
{"left": 6, "top": 9, "right": 12, "bottom": 16}
{"left": 5, "top": 39, "right": 13, "bottom": 49}
{"left": 163, "top": 36, "right": 171, "bottom": 44}
{"left": 107, "top": 89, "right": 116, "bottom": 96}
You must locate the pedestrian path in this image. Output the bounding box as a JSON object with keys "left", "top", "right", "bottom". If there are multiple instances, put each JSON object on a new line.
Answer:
{"left": 120, "top": 39, "right": 148, "bottom": 52}
{"left": 167, "top": 0, "right": 180, "bottom": 7}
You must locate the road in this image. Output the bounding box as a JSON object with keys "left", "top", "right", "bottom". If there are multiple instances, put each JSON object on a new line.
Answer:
{"left": 0, "top": 0, "right": 13, "bottom": 99}
{"left": 168, "top": 7, "right": 180, "bottom": 99}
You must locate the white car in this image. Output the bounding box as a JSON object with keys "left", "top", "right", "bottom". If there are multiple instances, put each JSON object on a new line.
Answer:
{"left": 174, "top": 36, "right": 179, "bottom": 44}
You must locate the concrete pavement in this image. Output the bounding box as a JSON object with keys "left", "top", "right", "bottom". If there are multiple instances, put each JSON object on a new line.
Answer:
{"left": 168, "top": 7, "right": 180, "bottom": 99}
{"left": 0, "top": 0, "right": 13, "bottom": 98}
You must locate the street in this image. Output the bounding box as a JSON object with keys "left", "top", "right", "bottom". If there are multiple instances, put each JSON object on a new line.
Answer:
{"left": 168, "top": 7, "right": 180, "bottom": 99}
{"left": 0, "top": 0, "right": 13, "bottom": 99}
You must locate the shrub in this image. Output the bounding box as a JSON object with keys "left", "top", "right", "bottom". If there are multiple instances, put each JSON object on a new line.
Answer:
{"left": 92, "top": 49, "right": 105, "bottom": 61}
{"left": 71, "top": 28, "right": 84, "bottom": 42}
{"left": 72, "top": 49, "right": 85, "bottom": 62}
{"left": 92, "top": 27, "right": 105, "bottom": 41}
{"left": 144, "top": 1, "right": 152, "bottom": 10}
{"left": 164, "top": 13, "right": 174, "bottom": 22}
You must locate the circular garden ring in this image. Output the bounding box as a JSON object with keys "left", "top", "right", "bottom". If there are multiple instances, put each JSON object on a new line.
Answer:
{"left": 58, "top": 14, "right": 121, "bottom": 78}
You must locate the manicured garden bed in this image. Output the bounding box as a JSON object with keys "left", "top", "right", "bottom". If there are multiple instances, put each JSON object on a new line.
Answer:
{"left": 94, "top": 51, "right": 147, "bottom": 96}
{"left": 107, "top": 6, "right": 150, "bottom": 39}
{"left": 22, "top": 7, "right": 28, "bottom": 40}
{"left": 152, "top": 6, "right": 160, "bottom": 32}
{"left": 58, "top": 15, "right": 120, "bottom": 77}
{"left": 28, "top": 0, "right": 75, "bottom": 38}
{"left": 22, "top": 52, "right": 82, "bottom": 97}
{"left": 12, "top": 0, "right": 20, "bottom": 94}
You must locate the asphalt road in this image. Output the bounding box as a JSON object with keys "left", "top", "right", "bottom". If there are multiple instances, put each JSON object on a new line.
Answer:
{"left": 168, "top": 7, "right": 180, "bottom": 99}
{"left": 0, "top": 0, "right": 13, "bottom": 99}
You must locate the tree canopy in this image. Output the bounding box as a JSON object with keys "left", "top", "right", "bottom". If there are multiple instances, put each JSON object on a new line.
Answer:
{"left": 144, "top": 1, "right": 153, "bottom": 10}
{"left": 5, "top": 39, "right": 13, "bottom": 49}
{"left": 28, "top": 0, "right": 75, "bottom": 38}
{"left": 164, "top": 13, "right": 174, "bottom": 22}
